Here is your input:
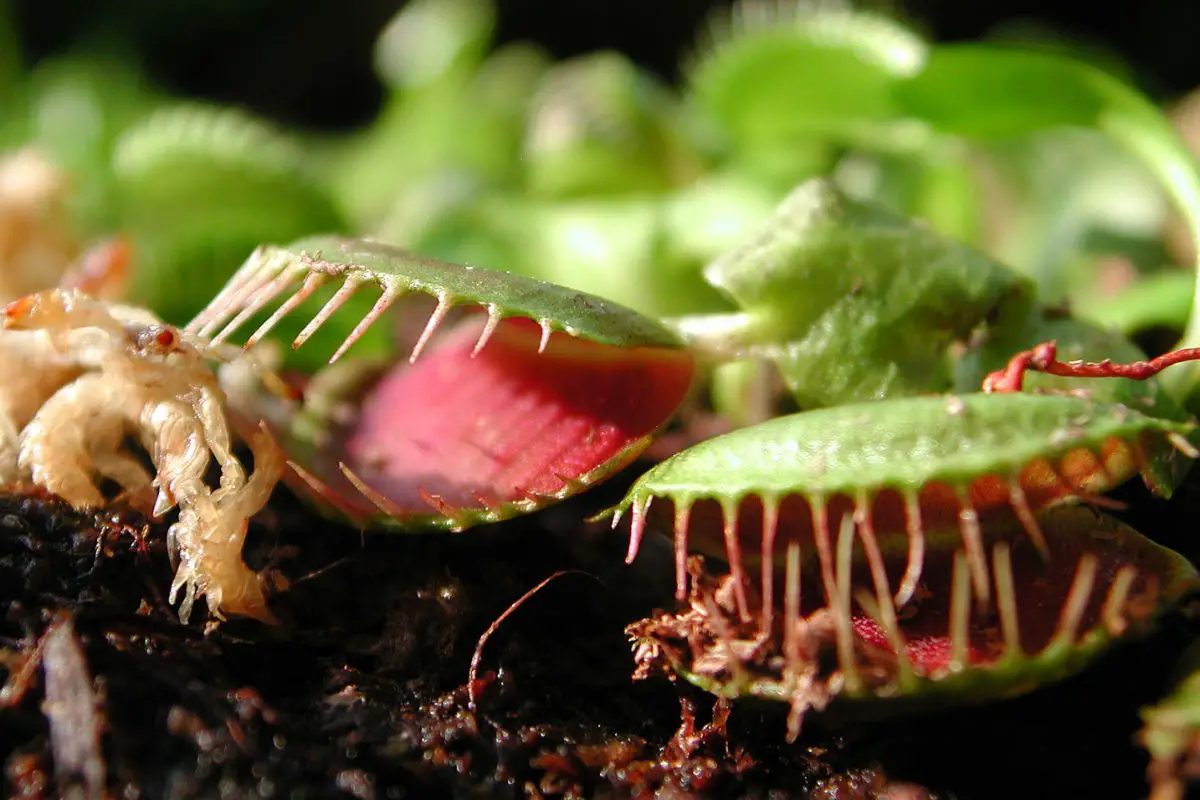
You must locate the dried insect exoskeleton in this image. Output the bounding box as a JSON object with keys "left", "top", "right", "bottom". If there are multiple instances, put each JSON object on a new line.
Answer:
{"left": 2, "top": 288, "right": 284, "bottom": 623}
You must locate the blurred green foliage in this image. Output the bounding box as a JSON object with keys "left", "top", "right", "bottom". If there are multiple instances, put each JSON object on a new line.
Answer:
{"left": 3, "top": 0, "right": 1200, "bottom": 382}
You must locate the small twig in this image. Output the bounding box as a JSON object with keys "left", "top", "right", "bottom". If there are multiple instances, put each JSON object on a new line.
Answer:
{"left": 467, "top": 569, "right": 602, "bottom": 711}
{"left": 982, "top": 340, "right": 1200, "bottom": 393}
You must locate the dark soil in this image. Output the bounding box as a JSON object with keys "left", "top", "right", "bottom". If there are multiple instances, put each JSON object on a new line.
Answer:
{"left": 1, "top": 468, "right": 1198, "bottom": 799}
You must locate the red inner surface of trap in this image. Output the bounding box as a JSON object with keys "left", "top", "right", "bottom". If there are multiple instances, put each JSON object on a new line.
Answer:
{"left": 327, "top": 316, "right": 693, "bottom": 517}
{"left": 812, "top": 516, "right": 1156, "bottom": 674}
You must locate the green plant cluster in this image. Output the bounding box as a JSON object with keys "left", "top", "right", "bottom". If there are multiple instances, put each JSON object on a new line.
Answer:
{"left": 4, "top": 0, "right": 1200, "bottom": 375}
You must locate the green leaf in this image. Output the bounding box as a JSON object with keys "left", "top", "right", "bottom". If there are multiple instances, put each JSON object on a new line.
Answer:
{"left": 981, "top": 129, "right": 1168, "bottom": 303}
{"left": 696, "top": 177, "right": 1033, "bottom": 407}
{"left": 686, "top": 1, "right": 927, "bottom": 150}
{"left": 614, "top": 393, "right": 1192, "bottom": 506}
{"left": 524, "top": 52, "right": 701, "bottom": 197}
{"left": 895, "top": 46, "right": 1200, "bottom": 398}
{"left": 283, "top": 235, "right": 688, "bottom": 350}
{"left": 333, "top": 43, "right": 546, "bottom": 230}
{"left": 372, "top": 0, "right": 495, "bottom": 89}
{"left": 1081, "top": 270, "right": 1195, "bottom": 335}
{"left": 410, "top": 191, "right": 736, "bottom": 319}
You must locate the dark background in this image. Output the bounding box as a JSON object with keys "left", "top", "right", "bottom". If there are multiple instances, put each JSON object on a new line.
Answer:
{"left": 12, "top": 0, "right": 1200, "bottom": 130}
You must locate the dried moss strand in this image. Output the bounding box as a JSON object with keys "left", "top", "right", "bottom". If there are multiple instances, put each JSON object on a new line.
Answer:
{"left": 992, "top": 542, "right": 1022, "bottom": 659}
{"left": 701, "top": 582, "right": 748, "bottom": 689}
{"left": 834, "top": 514, "right": 862, "bottom": 694}
{"left": 1052, "top": 555, "right": 1099, "bottom": 648}
{"left": 782, "top": 540, "right": 804, "bottom": 740}
{"left": 896, "top": 490, "right": 925, "bottom": 607}
{"left": 949, "top": 551, "right": 971, "bottom": 671}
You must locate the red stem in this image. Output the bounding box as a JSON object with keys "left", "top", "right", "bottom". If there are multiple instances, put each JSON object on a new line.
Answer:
{"left": 983, "top": 341, "right": 1200, "bottom": 393}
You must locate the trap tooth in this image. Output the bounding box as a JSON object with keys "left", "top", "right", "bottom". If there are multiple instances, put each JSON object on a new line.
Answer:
{"left": 631, "top": 502, "right": 1195, "bottom": 723}
{"left": 1007, "top": 478, "right": 1050, "bottom": 562}
{"left": 1167, "top": 431, "right": 1200, "bottom": 458}
{"left": 550, "top": 470, "right": 589, "bottom": 496}
{"left": 188, "top": 247, "right": 269, "bottom": 334}
{"left": 285, "top": 458, "right": 364, "bottom": 521}
{"left": 853, "top": 488, "right": 902, "bottom": 646}
{"left": 955, "top": 487, "right": 991, "bottom": 609}
{"left": 949, "top": 550, "right": 971, "bottom": 670}
{"left": 205, "top": 253, "right": 290, "bottom": 340}
{"left": 673, "top": 502, "right": 694, "bottom": 601}
{"left": 760, "top": 495, "right": 780, "bottom": 630}
{"left": 853, "top": 587, "right": 915, "bottom": 691}
{"left": 609, "top": 506, "right": 625, "bottom": 530}
{"left": 624, "top": 496, "right": 651, "bottom": 564}
{"left": 244, "top": 271, "right": 328, "bottom": 348}
{"left": 783, "top": 540, "right": 804, "bottom": 741}
{"left": 992, "top": 542, "right": 1022, "bottom": 658}
{"left": 833, "top": 513, "right": 862, "bottom": 694}
{"left": 212, "top": 262, "right": 305, "bottom": 344}
{"left": 896, "top": 490, "right": 925, "bottom": 608}
{"left": 470, "top": 489, "right": 500, "bottom": 509}
{"left": 1052, "top": 555, "right": 1099, "bottom": 649}
{"left": 720, "top": 496, "right": 751, "bottom": 621}
{"left": 338, "top": 462, "right": 404, "bottom": 518}
{"left": 471, "top": 305, "right": 504, "bottom": 357}
{"left": 1102, "top": 566, "right": 1138, "bottom": 635}
{"left": 409, "top": 294, "right": 454, "bottom": 363}
{"left": 293, "top": 274, "right": 365, "bottom": 352}
{"left": 418, "top": 488, "right": 454, "bottom": 517}
{"left": 329, "top": 281, "right": 405, "bottom": 364}
{"left": 809, "top": 494, "right": 838, "bottom": 608}
{"left": 207, "top": 235, "right": 694, "bottom": 535}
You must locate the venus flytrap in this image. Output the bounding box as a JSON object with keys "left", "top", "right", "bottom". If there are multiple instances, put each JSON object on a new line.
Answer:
{"left": 182, "top": 164, "right": 1200, "bottom": 731}
{"left": 7, "top": 0, "right": 1200, "bottom": 762}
